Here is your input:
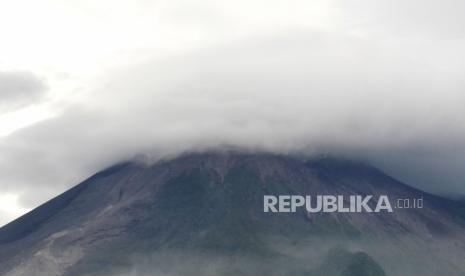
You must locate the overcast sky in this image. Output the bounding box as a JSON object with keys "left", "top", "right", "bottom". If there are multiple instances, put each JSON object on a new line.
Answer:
{"left": 1, "top": 0, "right": 465, "bottom": 226}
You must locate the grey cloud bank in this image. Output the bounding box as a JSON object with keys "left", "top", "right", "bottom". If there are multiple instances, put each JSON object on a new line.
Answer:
{"left": 0, "top": 71, "right": 47, "bottom": 112}
{"left": 0, "top": 0, "right": 465, "bottom": 218}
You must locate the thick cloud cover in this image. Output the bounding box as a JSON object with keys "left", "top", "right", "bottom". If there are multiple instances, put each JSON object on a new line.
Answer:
{"left": 1, "top": 0, "right": 465, "bottom": 224}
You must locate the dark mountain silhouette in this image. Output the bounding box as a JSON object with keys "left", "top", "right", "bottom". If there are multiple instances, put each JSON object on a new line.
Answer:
{"left": 1, "top": 152, "right": 465, "bottom": 276}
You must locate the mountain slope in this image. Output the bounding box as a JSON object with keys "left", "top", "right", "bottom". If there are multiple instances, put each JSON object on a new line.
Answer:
{"left": 1, "top": 152, "right": 465, "bottom": 276}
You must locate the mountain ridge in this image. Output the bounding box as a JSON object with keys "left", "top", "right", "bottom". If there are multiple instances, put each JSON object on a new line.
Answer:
{"left": 1, "top": 151, "right": 465, "bottom": 276}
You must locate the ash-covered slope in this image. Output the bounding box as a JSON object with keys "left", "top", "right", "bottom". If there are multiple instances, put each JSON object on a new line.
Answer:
{"left": 1, "top": 152, "right": 465, "bottom": 276}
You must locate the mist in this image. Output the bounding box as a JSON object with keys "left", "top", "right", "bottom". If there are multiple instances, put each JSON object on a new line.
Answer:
{"left": 97, "top": 234, "right": 463, "bottom": 276}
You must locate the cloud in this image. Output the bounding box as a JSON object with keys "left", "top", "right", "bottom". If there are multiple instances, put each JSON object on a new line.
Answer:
{"left": 1, "top": 0, "right": 465, "bottom": 220}
{"left": 0, "top": 71, "right": 47, "bottom": 112}
{"left": 1, "top": 29, "right": 465, "bottom": 213}
{"left": 339, "top": 0, "right": 465, "bottom": 38}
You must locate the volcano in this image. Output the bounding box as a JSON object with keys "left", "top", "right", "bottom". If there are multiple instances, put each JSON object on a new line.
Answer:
{"left": 1, "top": 152, "right": 465, "bottom": 276}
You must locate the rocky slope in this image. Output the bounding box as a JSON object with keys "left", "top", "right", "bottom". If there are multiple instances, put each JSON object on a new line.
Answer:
{"left": 1, "top": 152, "right": 465, "bottom": 276}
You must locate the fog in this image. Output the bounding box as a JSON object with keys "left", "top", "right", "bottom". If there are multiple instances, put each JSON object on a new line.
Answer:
{"left": 100, "top": 234, "right": 464, "bottom": 276}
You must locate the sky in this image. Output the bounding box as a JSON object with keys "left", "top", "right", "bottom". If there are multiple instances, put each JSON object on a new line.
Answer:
{"left": 1, "top": 0, "right": 465, "bottom": 226}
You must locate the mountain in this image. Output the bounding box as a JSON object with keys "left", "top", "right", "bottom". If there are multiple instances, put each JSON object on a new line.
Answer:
{"left": 1, "top": 152, "right": 465, "bottom": 276}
